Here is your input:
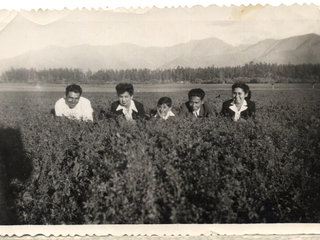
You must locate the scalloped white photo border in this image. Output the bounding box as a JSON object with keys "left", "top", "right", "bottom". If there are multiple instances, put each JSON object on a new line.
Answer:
{"left": 1, "top": 0, "right": 320, "bottom": 11}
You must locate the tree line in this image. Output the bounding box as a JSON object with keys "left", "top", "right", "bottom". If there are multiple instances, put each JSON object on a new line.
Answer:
{"left": 1, "top": 62, "right": 320, "bottom": 84}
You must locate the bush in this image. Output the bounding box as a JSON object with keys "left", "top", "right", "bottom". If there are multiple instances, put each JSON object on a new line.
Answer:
{"left": 0, "top": 90, "right": 320, "bottom": 224}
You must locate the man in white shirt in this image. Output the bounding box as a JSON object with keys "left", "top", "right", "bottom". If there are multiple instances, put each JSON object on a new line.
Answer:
{"left": 55, "top": 84, "right": 93, "bottom": 121}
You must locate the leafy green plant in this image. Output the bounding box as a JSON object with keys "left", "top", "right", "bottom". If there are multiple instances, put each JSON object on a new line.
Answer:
{"left": 0, "top": 89, "right": 319, "bottom": 224}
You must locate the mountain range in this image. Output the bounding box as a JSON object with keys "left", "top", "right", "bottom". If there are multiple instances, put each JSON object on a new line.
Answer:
{"left": 0, "top": 33, "right": 320, "bottom": 72}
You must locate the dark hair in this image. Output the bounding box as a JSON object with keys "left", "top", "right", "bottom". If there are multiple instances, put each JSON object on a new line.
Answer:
{"left": 66, "top": 84, "right": 82, "bottom": 96}
{"left": 188, "top": 88, "right": 205, "bottom": 100}
{"left": 157, "top": 97, "right": 172, "bottom": 108}
{"left": 232, "top": 82, "right": 251, "bottom": 100}
{"left": 116, "top": 83, "right": 134, "bottom": 96}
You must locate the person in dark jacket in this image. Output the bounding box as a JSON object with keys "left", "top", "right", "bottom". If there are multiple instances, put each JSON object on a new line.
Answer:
{"left": 221, "top": 82, "right": 255, "bottom": 121}
{"left": 178, "top": 88, "right": 214, "bottom": 119}
{"left": 110, "top": 83, "right": 145, "bottom": 120}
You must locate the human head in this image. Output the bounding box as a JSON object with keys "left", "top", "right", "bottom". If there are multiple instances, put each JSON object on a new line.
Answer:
{"left": 157, "top": 97, "right": 172, "bottom": 116}
{"left": 231, "top": 82, "right": 251, "bottom": 104}
{"left": 158, "top": 97, "right": 172, "bottom": 108}
{"left": 188, "top": 88, "right": 205, "bottom": 112}
{"left": 65, "top": 84, "right": 82, "bottom": 109}
{"left": 116, "top": 83, "right": 134, "bottom": 108}
{"left": 66, "top": 84, "right": 82, "bottom": 96}
{"left": 188, "top": 88, "right": 205, "bottom": 101}
{"left": 116, "top": 83, "right": 134, "bottom": 96}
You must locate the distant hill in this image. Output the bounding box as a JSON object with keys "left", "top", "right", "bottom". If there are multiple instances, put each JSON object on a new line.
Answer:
{"left": 0, "top": 33, "right": 320, "bottom": 73}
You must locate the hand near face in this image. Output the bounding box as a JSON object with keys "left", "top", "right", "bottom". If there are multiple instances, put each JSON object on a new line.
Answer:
{"left": 157, "top": 104, "right": 171, "bottom": 118}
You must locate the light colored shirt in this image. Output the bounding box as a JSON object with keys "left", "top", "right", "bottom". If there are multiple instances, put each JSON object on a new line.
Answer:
{"left": 229, "top": 100, "right": 248, "bottom": 121}
{"left": 55, "top": 96, "right": 93, "bottom": 121}
{"left": 155, "top": 110, "right": 175, "bottom": 120}
{"left": 193, "top": 108, "right": 201, "bottom": 118}
{"left": 116, "top": 100, "right": 138, "bottom": 120}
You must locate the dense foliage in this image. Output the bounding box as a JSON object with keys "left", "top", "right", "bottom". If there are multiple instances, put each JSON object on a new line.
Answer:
{"left": 1, "top": 62, "right": 320, "bottom": 84}
{"left": 0, "top": 88, "right": 320, "bottom": 224}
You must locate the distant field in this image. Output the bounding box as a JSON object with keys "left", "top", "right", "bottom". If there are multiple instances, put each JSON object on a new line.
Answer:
{"left": 0, "top": 82, "right": 319, "bottom": 93}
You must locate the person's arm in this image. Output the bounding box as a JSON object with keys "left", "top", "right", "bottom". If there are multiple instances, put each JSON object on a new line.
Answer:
{"left": 82, "top": 100, "right": 94, "bottom": 121}
{"left": 54, "top": 99, "right": 64, "bottom": 117}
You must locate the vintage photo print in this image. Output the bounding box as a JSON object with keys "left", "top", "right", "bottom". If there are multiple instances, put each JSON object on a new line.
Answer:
{"left": 1, "top": 0, "right": 320, "bottom": 238}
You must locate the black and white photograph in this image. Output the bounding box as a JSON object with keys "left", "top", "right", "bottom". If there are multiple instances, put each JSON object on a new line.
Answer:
{"left": 1, "top": 0, "right": 320, "bottom": 238}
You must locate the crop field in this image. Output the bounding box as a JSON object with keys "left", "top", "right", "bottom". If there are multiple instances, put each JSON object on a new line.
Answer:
{"left": 0, "top": 86, "right": 320, "bottom": 224}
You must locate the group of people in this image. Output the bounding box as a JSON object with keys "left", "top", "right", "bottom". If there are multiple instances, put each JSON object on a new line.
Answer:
{"left": 54, "top": 82, "right": 256, "bottom": 122}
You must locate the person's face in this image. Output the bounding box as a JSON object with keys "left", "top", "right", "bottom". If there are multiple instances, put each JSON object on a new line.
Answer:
{"left": 233, "top": 87, "right": 247, "bottom": 104}
{"left": 157, "top": 104, "right": 171, "bottom": 116}
{"left": 118, "top": 91, "right": 133, "bottom": 107}
{"left": 65, "top": 91, "right": 81, "bottom": 109}
{"left": 189, "top": 96, "right": 203, "bottom": 112}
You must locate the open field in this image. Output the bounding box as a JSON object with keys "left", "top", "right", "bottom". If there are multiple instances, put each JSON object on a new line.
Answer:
{"left": 0, "top": 88, "right": 320, "bottom": 224}
{"left": 0, "top": 83, "right": 319, "bottom": 93}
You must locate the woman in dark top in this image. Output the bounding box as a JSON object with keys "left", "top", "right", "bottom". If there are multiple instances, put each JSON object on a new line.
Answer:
{"left": 221, "top": 83, "right": 255, "bottom": 121}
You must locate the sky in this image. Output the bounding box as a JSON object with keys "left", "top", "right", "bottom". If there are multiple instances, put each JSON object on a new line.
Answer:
{"left": 0, "top": 1, "right": 319, "bottom": 59}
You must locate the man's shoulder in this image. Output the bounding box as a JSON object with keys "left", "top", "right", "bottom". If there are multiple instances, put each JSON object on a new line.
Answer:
{"left": 111, "top": 101, "right": 120, "bottom": 108}
{"left": 203, "top": 101, "right": 212, "bottom": 108}
{"left": 133, "top": 100, "right": 144, "bottom": 107}
{"left": 55, "top": 97, "right": 65, "bottom": 106}
{"left": 79, "top": 96, "right": 91, "bottom": 104}
{"left": 203, "top": 101, "right": 214, "bottom": 111}
{"left": 133, "top": 100, "right": 144, "bottom": 111}
{"left": 180, "top": 101, "right": 190, "bottom": 110}
{"left": 177, "top": 102, "right": 191, "bottom": 117}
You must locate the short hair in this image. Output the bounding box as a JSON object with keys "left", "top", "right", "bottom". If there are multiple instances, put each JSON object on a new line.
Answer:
{"left": 232, "top": 82, "right": 251, "bottom": 100}
{"left": 157, "top": 97, "right": 172, "bottom": 108}
{"left": 188, "top": 88, "right": 205, "bottom": 100}
{"left": 66, "top": 84, "right": 82, "bottom": 96}
{"left": 116, "top": 83, "right": 134, "bottom": 96}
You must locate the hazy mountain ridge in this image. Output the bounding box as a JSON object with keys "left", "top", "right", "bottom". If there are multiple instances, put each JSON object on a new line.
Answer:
{"left": 0, "top": 33, "right": 320, "bottom": 73}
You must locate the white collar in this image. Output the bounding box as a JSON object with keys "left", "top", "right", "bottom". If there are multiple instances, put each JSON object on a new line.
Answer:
{"left": 116, "top": 100, "right": 138, "bottom": 112}
{"left": 156, "top": 110, "right": 175, "bottom": 120}
{"left": 229, "top": 100, "right": 248, "bottom": 121}
{"left": 230, "top": 99, "right": 248, "bottom": 110}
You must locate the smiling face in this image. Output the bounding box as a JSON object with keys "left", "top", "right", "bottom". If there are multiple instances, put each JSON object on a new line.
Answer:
{"left": 189, "top": 96, "right": 204, "bottom": 112}
{"left": 232, "top": 87, "right": 247, "bottom": 105}
{"left": 118, "top": 91, "right": 133, "bottom": 108}
{"left": 65, "top": 91, "right": 81, "bottom": 109}
{"left": 157, "top": 103, "right": 171, "bottom": 117}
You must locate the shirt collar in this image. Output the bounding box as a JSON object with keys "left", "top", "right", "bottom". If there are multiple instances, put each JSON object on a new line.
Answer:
{"left": 116, "top": 100, "right": 138, "bottom": 112}
{"left": 155, "top": 110, "right": 175, "bottom": 120}
{"left": 230, "top": 99, "right": 248, "bottom": 113}
{"left": 163, "top": 110, "right": 175, "bottom": 120}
